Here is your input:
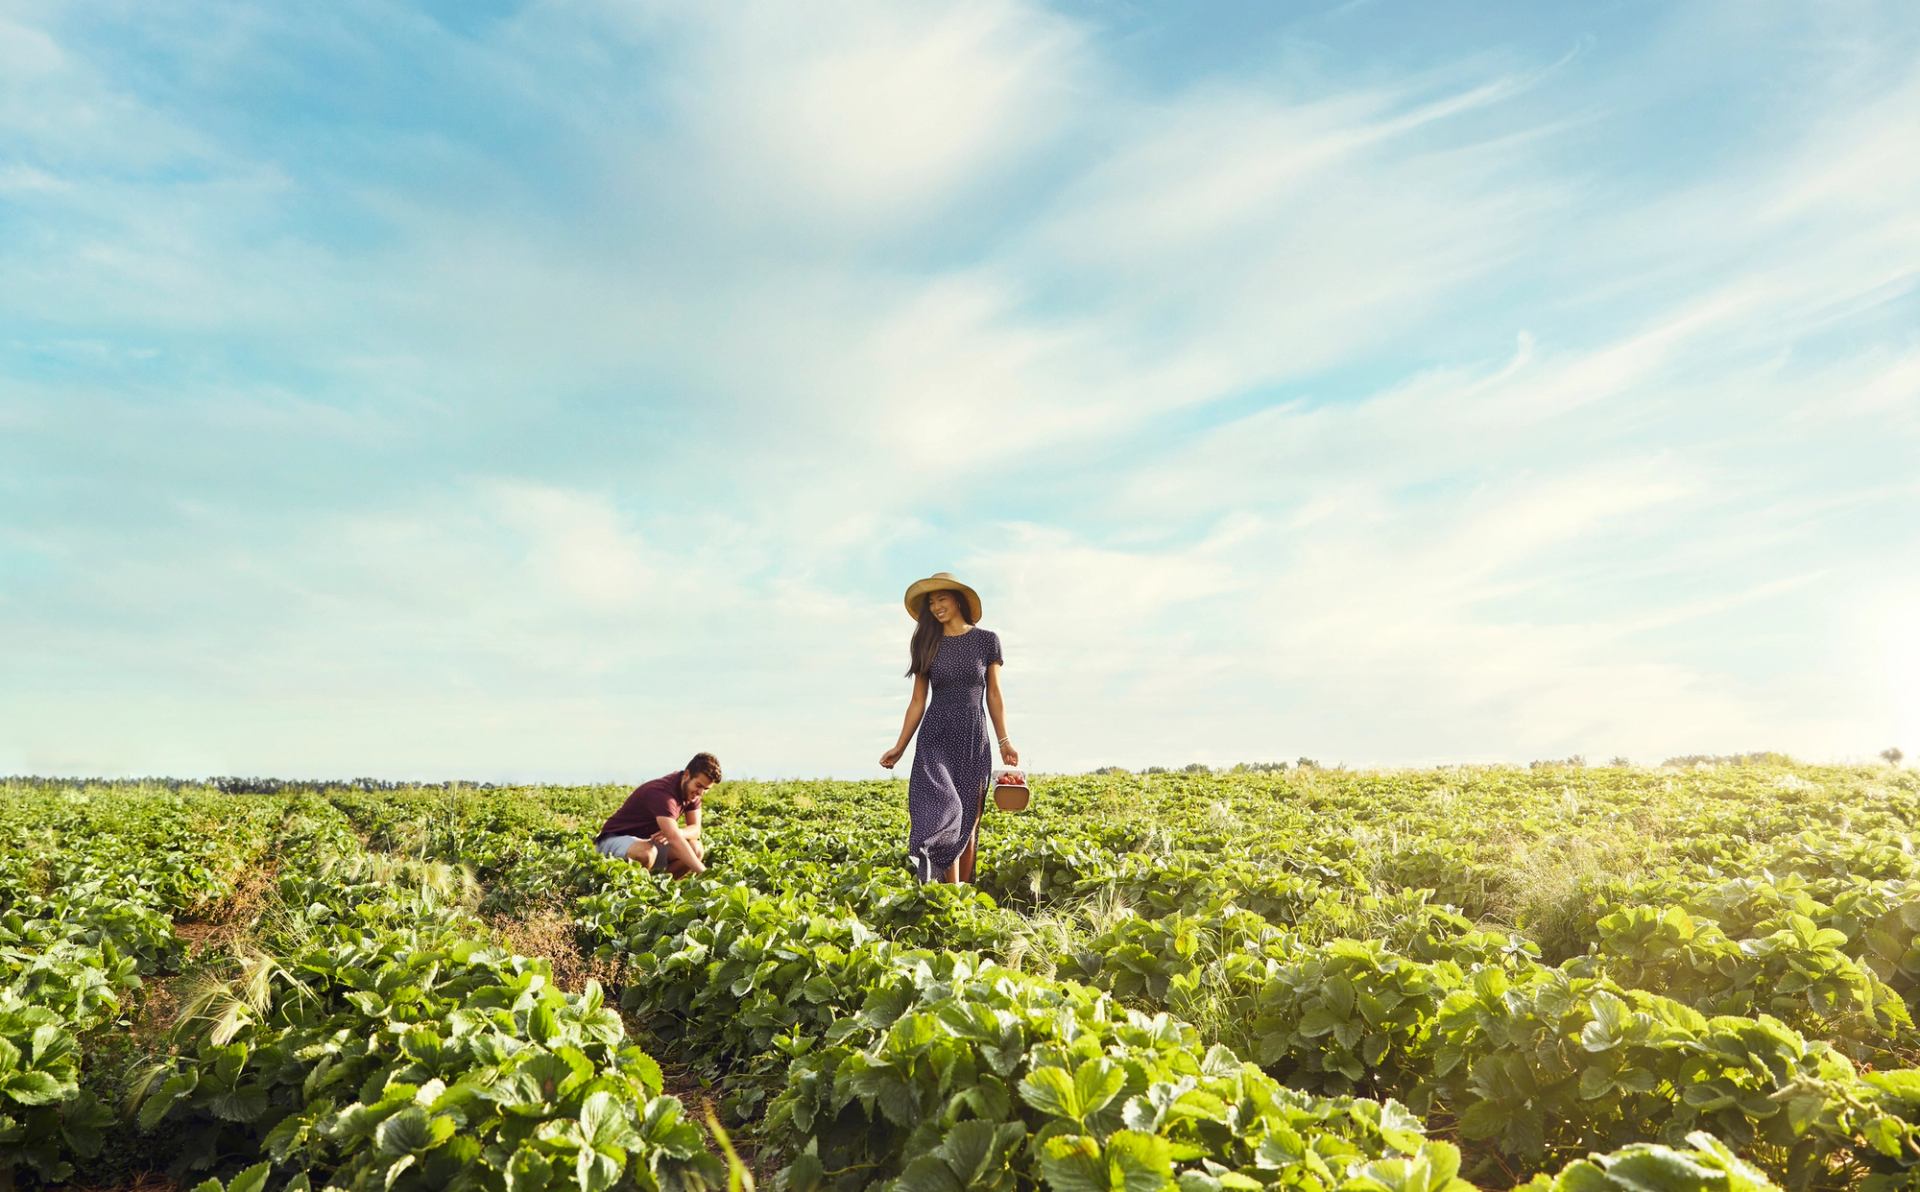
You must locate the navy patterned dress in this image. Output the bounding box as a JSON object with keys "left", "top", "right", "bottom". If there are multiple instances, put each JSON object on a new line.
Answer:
{"left": 907, "top": 627, "right": 1003, "bottom": 882}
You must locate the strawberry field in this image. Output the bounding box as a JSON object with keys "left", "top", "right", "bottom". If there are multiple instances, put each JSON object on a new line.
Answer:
{"left": 7, "top": 762, "right": 1920, "bottom": 1191}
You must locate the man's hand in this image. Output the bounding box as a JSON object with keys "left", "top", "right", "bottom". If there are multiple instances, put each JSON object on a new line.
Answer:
{"left": 653, "top": 816, "right": 707, "bottom": 875}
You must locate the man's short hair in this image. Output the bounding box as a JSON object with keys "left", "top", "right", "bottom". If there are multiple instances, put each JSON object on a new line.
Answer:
{"left": 686, "top": 752, "right": 723, "bottom": 783}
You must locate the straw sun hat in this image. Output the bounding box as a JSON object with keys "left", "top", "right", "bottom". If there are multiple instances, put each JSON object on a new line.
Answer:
{"left": 902, "top": 572, "right": 983, "bottom": 622}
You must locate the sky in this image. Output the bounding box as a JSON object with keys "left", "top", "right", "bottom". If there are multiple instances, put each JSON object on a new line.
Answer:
{"left": 2, "top": 0, "right": 1917, "bottom": 781}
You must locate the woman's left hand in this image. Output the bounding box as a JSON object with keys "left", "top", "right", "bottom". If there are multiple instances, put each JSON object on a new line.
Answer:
{"left": 1000, "top": 743, "right": 1020, "bottom": 766}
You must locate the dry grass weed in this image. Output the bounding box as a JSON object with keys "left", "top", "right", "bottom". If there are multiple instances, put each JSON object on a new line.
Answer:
{"left": 491, "top": 911, "right": 625, "bottom": 994}
{"left": 1491, "top": 832, "right": 1639, "bottom": 962}
{"left": 1000, "top": 884, "right": 1137, "bottom": 981}
{"left": 170, "top": 860, "right": 282, "bottom": 960}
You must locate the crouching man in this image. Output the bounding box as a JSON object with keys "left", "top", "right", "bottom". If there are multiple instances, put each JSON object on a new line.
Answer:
{"left": 593, "top": 752, "right": 719, "bottom": 878}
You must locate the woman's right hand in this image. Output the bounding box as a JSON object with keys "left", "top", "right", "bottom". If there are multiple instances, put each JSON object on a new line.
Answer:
{"left": 880, "top": 746, "right": 905, "bottom": 769}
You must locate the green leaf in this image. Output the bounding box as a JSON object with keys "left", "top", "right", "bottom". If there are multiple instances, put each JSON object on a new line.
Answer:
{"left": 1324, "top": 975, "right": 1357, "bottom": 1018}
{"left": 504, "top": 1146, "right": 553, "bottom": 1192}
{"left": 1106, "top": 1131, "right": 1176, "bottom": 1192}
{"left": 1021, "top": 1066, "right": 1082, "bottom": 1122}
{"left": 2, "top": 1070, "right": 70, "bottom": 1106}
{"left": 895, "top": 1154, "right": 966, "bottom": 1192}
{"left": 1362, "top": 1033, "right": 1392, "bottom": 1068}
{"left": 1866, "top": 1069, "right": 1920, "bottom": 1104}
{"left": 399, "top": 1028, "right": 445, "bottom": 1065}
{"left": 210, "top": 1084, "right": 269, "bottom": 1123}
{"left": 785, "top": 1150, "right": 827, "bottom": 1192}
{"left": 1377, "top": 1099, "right": 1428, "bottom": 1154}
{"left": 1423, "top": 1141, "right": 1463, "bottom": 1187}
{"left": 228, "top": 1160, "right": 273, "bottom": 1192}
{"left": 1593, "top": 1146, "right": 1723, "bottom": 1187}
{"left": 869, "top": 1071, "right": 918, "bottom": 1125}
{"left": 1074, "top": 1059, "right": 1127, "bottom": 1117}
{"left": 375, "top": 1105, "right": 434, "bottom": 1157}
{"left": 29, "top": 1023, "right": 69, "bottom": 1063}
{"left": 1581, "top": 992, "right": 1625, "bottom": 1051}
{"left": 1038, "top": 1132, "right": 1172, "bottom": 1192}
{"left": 264, "top": 1108, "right": 318, "bottom": 1162}
{"left": 624, "top": 1048, "right": 663, "bottom": 1098}
{"left": 138, "top": 1071, "right": 197, "bottom": 1130}
{"left": 384, "top": 1154, "right": 417, "bottom": 1191}
{"left": 578, "top": 1090, "right": 636, "bottom": 1151}
{"left": 576, "top": 1141, "right": 622, "bottom": 1192}
{"left": 1038, "top": 1134, "right": 1107, "bottom": 1192}
{"left": 936, "top": 1119, "right": 1001, "bottom": 1183}
{"left": 528, "top": 1002, "right": 560, "bottom": 1045}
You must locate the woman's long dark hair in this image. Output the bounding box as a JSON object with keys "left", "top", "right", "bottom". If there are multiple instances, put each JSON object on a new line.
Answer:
{"left": 907, "top": 590, "right": 974, "bottom": 676}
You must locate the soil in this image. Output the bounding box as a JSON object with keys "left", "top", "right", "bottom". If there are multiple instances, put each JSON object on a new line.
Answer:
{"left": 486, "top": 910, "right": 624, "bottom": 995}
{"left": 486, "top": 913, "right": 771, "bottom": 1186}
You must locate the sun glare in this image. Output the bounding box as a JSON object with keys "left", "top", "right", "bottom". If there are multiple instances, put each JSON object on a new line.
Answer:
{"left": 1884, "top": 607, "right": 1920, "bottom": 759}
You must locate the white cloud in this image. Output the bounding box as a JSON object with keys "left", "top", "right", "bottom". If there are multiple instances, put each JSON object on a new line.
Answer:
{"left": 487, "top": 483, "right": 656, "bottom": 608}
{"left": 0, "top": 15, "right": 66, "bottom": 78}
{"left": 0, "top": 162, "right": 65, "bottom": 194}
{"left": 1806, "top": 347, "right": 1920, "bottom": 424}
{"left": 637, "top": 0, "right": 1087, "bottom": 232}
{"left": 4, "top": 1, "right": 1918, "bottom": 779}
{"left": 0, "top": 477, "right": 925, "bottom": 778}
{"left": 944, "top": 488, "right": 1859, "bottom": 771}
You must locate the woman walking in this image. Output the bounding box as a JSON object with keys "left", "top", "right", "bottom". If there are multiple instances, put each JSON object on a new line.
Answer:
{"left": 879, "top": 572, "right": 1018, "bottom": 884}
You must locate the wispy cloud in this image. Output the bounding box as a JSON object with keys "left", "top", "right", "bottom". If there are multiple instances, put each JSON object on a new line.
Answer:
{"left": 1, "top": 0, "right": 1915, "bottom": 778}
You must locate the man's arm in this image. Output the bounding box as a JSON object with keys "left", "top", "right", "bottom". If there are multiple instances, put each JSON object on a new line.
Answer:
{"left": 654, "top": 807, "right": 701, "bottom": 843}
{"left": 653, "top": 814, "right": 707, "bottom": 874}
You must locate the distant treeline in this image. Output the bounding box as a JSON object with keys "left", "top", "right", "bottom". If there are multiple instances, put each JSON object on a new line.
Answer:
{"left": 1110, "top": 753, "right": 1805, "bottom": 775}
{"left": 0, "top": 775, "right": 509, "bottom": 794}
{"left": 0, "top": 751, "right": 1858, "bottom": 794}
{"left": 1655, "top": 751, "right": 1798, "bottom": 768}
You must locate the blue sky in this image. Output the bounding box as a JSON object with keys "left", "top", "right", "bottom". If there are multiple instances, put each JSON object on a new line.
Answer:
{"left": 2, "top": 0, "right": 1916, "bottom": 780}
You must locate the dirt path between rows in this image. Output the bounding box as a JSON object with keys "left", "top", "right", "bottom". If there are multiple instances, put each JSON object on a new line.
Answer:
{"left": 484, "top": 899, "right": 768, "bottom": 1186}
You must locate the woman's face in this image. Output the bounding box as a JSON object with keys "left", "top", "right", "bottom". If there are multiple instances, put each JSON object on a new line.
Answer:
{"left": 928, "top": 590, "right": 961, "bottom": 624}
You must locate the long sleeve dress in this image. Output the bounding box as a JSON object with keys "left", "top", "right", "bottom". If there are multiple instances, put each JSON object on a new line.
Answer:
{"left": 906, "top": 627, "right": 1002, "bottom": 882}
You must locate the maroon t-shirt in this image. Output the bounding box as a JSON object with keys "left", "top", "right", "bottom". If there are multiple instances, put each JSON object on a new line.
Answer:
{"left": 597, "top": 771, "right": 700, "bottom": 841}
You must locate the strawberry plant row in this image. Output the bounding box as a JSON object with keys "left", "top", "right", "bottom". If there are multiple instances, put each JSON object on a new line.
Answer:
{"left": 1, "top": 786, "right": 283, "bottom": 1186}
{"left": 133, "top": 811, "right": 724, "bottom": 1192}
{"left": 11, "top": 761, "right": 1920, "bottom": 1190}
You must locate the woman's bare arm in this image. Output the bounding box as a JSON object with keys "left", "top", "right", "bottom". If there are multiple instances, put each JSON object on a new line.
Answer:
{"left": 881, "top": 673, "right": 931, "bottom": 767}
{"left": 986, "top": 663, "right": 1017, "bottom": 766}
